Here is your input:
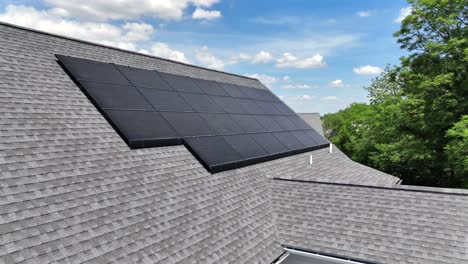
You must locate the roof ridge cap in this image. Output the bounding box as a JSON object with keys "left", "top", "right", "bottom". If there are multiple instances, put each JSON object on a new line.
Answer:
{"left": 0, "top": 21, "right": 259, "bottom": 82}
{"left": 272, "top": 178, "right": 468, "bottom": 196}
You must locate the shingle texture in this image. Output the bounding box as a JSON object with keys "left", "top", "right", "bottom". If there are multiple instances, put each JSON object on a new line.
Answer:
{"left": 252, "top": 147, "right": 399, "bottom": 186}
{"left": 271, "top": 179, "right": 468, "bottom": 264}
{"left": 0, "top": 23, "right": 281, "bottom": 264}
{"left": 298, "top": 113, "right": 324, "bottom": 136}
{"left": 1, "top": 22, "right": 467, "bottom": 264}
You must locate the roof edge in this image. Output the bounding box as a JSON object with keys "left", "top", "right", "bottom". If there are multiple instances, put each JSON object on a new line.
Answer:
{"left": 0, "top": 21, "right": 259, "bottom": 82}
{"left": 272, "top": 178, "right": 468, "bottom": 196}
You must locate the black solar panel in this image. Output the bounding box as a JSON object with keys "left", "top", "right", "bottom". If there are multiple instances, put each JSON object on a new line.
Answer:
{"left": 103, "top": 109, "right": 180, "bottom": 147}
{"left": 178, "top": 92, "right": 223, "bottom": 113}
{"left": 79, "top": 81, "right": 153, "bottom": 110}
{"left": 159, "top": 72, "right": 204, "bottom": 93}
{"left": 254, "top": 115, "right": 282, "bottom": 131}
{"left": 238, "top": 99, "right": 265, "bottom": 114}
{"left": 231, "top": 114, "right": 267, "bottom": 133}
{"left": 116, "top": 65, "right": 173, "bottom": 90}
{"left": 57, "top": 55, "right": 130, "bottom": 85}
{"left": 57, "top": 54, "right": 329, "bottom": 173}
{"left": 250, "top": 133, "right": 288, "bottom": 155}
{"left": 200, "top": 113, "right": 244, "bottom": 134}
{"left": 193, "top": 79, "right": 229, "bottom": 96}
{"left": 138, "top": 87, "right": 194, "bottom": 112}
{"left": 223, "top": 134, "right": 268, "bottom": 160}
{"left": 220, "top": 83, "right": 247, "bottom": 98}
{"left": 184, "top": 136, "right": 242, "bottom": 172}
{"left": 273, "top": 131, "right": 305, "bottom": 150}
{"left": 162, "top": 112, "right": 215, "bottom": 137}
{"left": 211, "top": 96, "right": 249, "bottom": 114}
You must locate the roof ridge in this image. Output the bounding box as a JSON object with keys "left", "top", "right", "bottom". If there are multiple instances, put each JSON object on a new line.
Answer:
{"left": 0, "top": 21, "right": 258, "bottom": 82}
{"left": 272, "top": 177, "right": 468, "bottom": 196}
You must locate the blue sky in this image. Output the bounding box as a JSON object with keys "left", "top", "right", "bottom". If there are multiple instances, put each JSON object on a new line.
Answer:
{"left": 0, "top": 0, "right": 411, "bottom": 114}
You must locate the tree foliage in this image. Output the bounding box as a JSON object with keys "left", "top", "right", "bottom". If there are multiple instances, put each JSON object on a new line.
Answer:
{"left": 323, "top": 0, "right": 467, "bottom": 188}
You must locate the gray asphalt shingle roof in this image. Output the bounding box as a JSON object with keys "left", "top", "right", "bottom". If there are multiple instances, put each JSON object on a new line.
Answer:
{"left": 298, "top": 113, "right": 324, "bottom": 136}
{"left": 271, "top": 179, "right": 468, "bottom": 264}
{"left": 0, "top": 22, "right": 467, "bottom": 264}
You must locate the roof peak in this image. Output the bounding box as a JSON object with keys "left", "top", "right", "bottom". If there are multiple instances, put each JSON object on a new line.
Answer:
{"left": 273, "top": 177, "right": 468, "bottom": 196}
{"left": 0, "top": 21, "right": 259, "bottom": 82}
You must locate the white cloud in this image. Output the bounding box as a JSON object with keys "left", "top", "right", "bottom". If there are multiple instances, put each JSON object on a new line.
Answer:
{"left": 357, "top": 11, "right": 372, "bottom": 17}
{"left": 283, "top": 83, "right": 317, "bottom": 90}
{"left": 353, "top": 65, "right": 383, "bottom": 75}
{"left": 276, "top": 53, "right": 325, "bottom": 69}
{"left": 321, "top": 96, "right": 337, "bottom": 101}
{"left": 245, "top": 73, "right": 277, "bottom": 86}
{"left": 150, "top": 42, "right": 190, "bottom": 63}
{"left": 283, "top": 95, "right": 315, "bottom": 101}
{"left": 252, "top": 50, "right": 273, "bottom": 64}
{"left": 395, "top": 7, "right": 412, "bottom": 23}
{"left": 329, "top": 80, "right": 343, "bottom": 88}
{"left": 296, "top": 95, "right": 314, "bottom": 101}
{"left": 192, "top": 7, "right": 222, "bottom": 20}
{"left": 0, "top": 5, "right": 154, "bottom": 51}
{"left": 195, "top": 46, "right": 225, "bottom": 70}
{"left": 228, "top": 53, "right": 251, "bottom": 64}
{"left": 282, "top": 76, "right": 290, "bottom": 81}
{"left": 236, "top": 53, "right": 252, "bottom": 60}
{"left": 44, "top": 0, "right": 219, "bottom": 21}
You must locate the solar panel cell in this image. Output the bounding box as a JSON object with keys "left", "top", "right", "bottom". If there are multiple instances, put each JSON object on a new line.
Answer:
{"left": 220, "top": 83, "right": 248, "bottom": 98}
{"left": 250, "top": 133, "right": 288, "bottom": 155}
{"left": 274, "top": 116, "right": 298, "bottom": 130}
{"left": 79, "top": 81, "right": 153, "bottom": 110}
{"left": 162, "top": 112, "right": 215, "bottom": 137}
{"left": 184, "top": 136, "right": 242, "bottom": 172}
{"left": 103, "top": 109, "right": 180, "bottom": 145}
{"left": 254, "top": 115, "right": 282, "bottom": 131}
{"left": 138, "top": 88, "right": 194, "bottom": 112}
{"left": 238, "top": 99, "right": 265, "bottom": 114}
{"left": 273, "top": 131, "right": 305, "bottom": 150}
{"left": 159, "top": 72, "right": 204, "bottom": 93}
{"left": 56, "top": 55, "right": 130, "bottom": 85}
{"left": 231, "top": 114, "right": 267, "bottom": 133}
{"left": 200, "top": 113, "right": 244, "bottom": 134}
{"left": 178, "top": 92, "right": 224, "bottom": 113}
{"left": 193, "top": 79, "right": 229, "bottom": 96}
{"left": 116, "top": 65, "right": 173, "bottom": 90}
{"left": 211, "top": 96, "right": 249, "bottom": 114}
{"left": 256, "top": 101, "right": 282, "bottom": 115}
{"left": 223, "top": 134, "right": 268, "bottom": 160}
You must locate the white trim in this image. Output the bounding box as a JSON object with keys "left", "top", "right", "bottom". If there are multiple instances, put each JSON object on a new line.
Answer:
{"left": 284, "top": 248, "right": 366, "bottom": 264}
{"left": 274, "top": 252, "right": 290, "bottom": 264}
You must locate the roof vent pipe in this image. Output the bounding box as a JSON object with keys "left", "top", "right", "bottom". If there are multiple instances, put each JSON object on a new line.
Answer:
{"left": 309, "top": 155, "right": 313, "bottom": 165}
{"left": 329, "top": 143, "right": 333, "bottom": 154}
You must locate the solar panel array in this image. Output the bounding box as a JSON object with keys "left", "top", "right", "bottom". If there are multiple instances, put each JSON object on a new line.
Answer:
{"left": 57, "top": 55, "right": 329, "bottom": 173}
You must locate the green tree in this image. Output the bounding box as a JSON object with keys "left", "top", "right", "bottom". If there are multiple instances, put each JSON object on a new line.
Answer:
{"left": 445, "top": 115, "right": 468, "bottom": 187}
{"left": 324, "top": 0, "right": 467, "bottom": 188}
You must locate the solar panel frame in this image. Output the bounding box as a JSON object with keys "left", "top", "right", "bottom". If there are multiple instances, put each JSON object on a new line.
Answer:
{"left": 178, "top": 92, "right": 224, "bottom": 113}
{"left": 57, "top": 54, "right": 330, "bottom": 173}
{"left": 78, "top": 81, "right": 153, "bottom": 110}
{"left": 56, "top": 55, "right": 130, "bottom": 85}
{"left": 138, "top": 87, "right": 195, "bottom": 112}
{"left": 159, "top": 72, "right": 204, "bottom": 94}
{"left": 193, "top": 79, "right": 230, "bottom": 96}
{"left": 116, "top": 65, "right": 174, "bottom": 90}
{"left": 184, "top": 136, "right": 243, "bottom": 173}
{"left": 161, "top": 112, "right": 216, "bottom": 137}
{"left": 210, "top": 96, "right": 249, "bottom": 114}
